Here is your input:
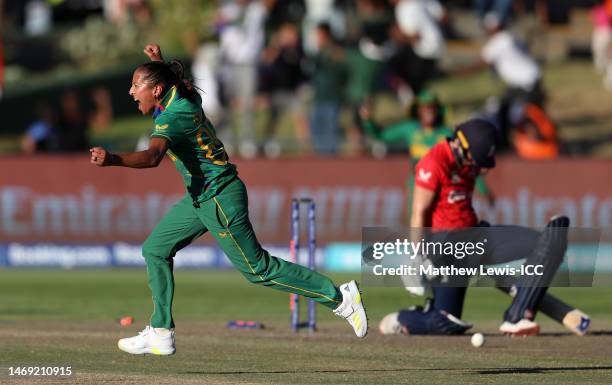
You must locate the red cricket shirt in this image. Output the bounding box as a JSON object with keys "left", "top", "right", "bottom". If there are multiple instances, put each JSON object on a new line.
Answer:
{"left": 414, "top": 140, "right": 478, "bottom": 229}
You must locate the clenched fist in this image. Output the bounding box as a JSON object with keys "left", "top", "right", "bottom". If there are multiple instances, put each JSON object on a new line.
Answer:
{"left": 144, "top": 44, "right": 163, "bottom": 62}
{"left": 90, "top": 147, "right": 109, "bottom": 166}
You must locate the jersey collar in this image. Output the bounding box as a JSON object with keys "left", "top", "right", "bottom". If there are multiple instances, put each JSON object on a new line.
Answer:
{"left": 152, "top": 85, "right": 178, "bottom": 118}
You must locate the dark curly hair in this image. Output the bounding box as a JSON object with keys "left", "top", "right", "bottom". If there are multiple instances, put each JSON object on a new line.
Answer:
{"left": 135, "top": 60, "right": 199, "bottom": 104}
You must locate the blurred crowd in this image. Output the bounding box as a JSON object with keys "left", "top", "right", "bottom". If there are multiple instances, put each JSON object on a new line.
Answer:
{"left": 11, "top": 0, "right": 607, "bottom": 158}
{"left": 190, "top": 0, "right": 566, "bottom": 159}
{"left": 21, "top": 87, "right": 113, "bottom": 154}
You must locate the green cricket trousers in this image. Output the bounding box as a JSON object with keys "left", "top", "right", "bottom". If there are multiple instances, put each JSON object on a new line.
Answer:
{"left": 142, "top": 177, "right": 342, "bottom": 328}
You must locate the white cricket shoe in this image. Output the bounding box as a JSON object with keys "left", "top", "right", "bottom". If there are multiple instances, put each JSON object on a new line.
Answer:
{"left": 499, "top": 319, "right": 540, "bottom": 336}
{"left": 379, "top": 312, "right": 402, "bottom": 335}
{"left": 334, "top": 280, "right": 368, "bottom": 338}
{"left": 118, "top": 326, "right": 176, "bottom": 355}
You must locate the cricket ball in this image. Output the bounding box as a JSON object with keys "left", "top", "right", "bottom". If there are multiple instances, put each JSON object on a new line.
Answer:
{"left": 471, "top": 332, "right": 485, "bottom": 348}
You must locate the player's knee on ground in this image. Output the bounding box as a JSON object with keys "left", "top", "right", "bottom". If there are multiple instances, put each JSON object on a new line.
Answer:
{"left": 398, "top": 306, "right": 472, "bottom": 335}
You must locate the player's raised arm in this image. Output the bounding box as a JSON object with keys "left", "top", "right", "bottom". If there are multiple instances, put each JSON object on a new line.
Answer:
{"left": 144, "top": 44, "right": 164, "bottom": 62}
{"left": 89, "top": 137, "right": 169, "bottom": 168}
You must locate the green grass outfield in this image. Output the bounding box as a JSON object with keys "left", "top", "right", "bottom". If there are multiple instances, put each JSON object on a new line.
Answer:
{"left": 1, "top": 269, "right": 611, "bottom": 384}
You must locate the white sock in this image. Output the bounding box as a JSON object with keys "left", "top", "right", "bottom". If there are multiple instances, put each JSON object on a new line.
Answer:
{"left": 154, "top": 328, "right": 171, "bottom": 336}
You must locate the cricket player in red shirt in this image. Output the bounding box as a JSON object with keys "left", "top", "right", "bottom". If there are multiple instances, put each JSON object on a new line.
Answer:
{"left": 378, "top": 119, "right": 573, "bottom": 336}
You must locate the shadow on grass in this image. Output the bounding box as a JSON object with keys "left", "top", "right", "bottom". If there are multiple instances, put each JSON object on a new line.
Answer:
{"left": 589, "top": 331, "right": 612, "bottom": 336}
{"left": 184, "top": 368, "right": 453, "bottom": 375}
{"left": 536, "top": 331, "right": 612, "bottom": 336}
{"left": 185, "top": 366, "right": 612, "bottom": 376}
{"left": 474, "top": 366, "right": 612, "bottom": 375}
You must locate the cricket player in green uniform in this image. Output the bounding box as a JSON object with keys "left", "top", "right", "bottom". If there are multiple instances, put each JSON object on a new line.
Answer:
{"left": 90, "top": 44, "right": 367, "bottom": 355}
{"left": 359, "top": 91, "right": 495, "bottom": 216}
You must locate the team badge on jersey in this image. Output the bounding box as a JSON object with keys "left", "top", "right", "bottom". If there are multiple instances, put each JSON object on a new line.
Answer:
{"left": 451, "top": 172, "right": 462, "bottom": 184}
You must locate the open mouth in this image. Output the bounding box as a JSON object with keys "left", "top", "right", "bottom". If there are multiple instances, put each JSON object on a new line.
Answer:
{"left": 133, "top": 98, "right": 143, "bottom": 110}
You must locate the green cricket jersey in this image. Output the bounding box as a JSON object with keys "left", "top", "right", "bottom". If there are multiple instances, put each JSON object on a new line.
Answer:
{"left": 362, "top": 119, "right": 452, "bottom": 162}
{"left": 362, "top": 118, "right": 492, "bottom": 196}
{"left": 151, "top": 86, "right": 237, "bottom": 203}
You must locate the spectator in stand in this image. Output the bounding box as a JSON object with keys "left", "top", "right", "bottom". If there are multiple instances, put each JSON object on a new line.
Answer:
{"left": 302, "top": 0, "right": 346, "bottom": 55}
{"left": 104, "top": 0, "right": 153, "bottom": 27}
{"left": 456, "top": 13, "right": 543, "bottom": 149}
{"left": 359, "top": 90, "right": 494, "bottom": 218}
{"left": 266, "top": 0, "right": 306, "bottom": 31}
{"left": 217, "top": 0, "right": 275, "bottom": 158}
{"left": 56, "top": 88, "right": 113, "bottom": 153}
{"left": 89, "top": 87, "right": 114, "bottom": 132}
{"left": 56, "top": 89, "right": 90, "bottom": 152}
{"left": 307, "top": 23, "right": 347, "bottom": 155}
{"left": 21, "top": 102, "right": 57, "bottom": 154}
{"left": 192, "top": 42, "right": 224, "bottom": 127}
{"left": 258, "top": 22, "right": 309, "bottom": 157}
{"left": 387, "top": 0, "right": 446, "bottom": 107}
{"left": 344, "top": 0, "right": 394, "bottom": 155}
{"left": 511, "top": 104, "right": 559, "bottom": 160}
{"left": 591, "top": 0, "right": 612, "bottom": 90}
{"left": 360, "top": 90, "right": 453, "bottom": 157}
{"left": 474, "top": 0, "right": 514, "bottom": 26}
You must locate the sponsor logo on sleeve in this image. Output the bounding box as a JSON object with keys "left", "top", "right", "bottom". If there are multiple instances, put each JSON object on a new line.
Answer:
{"left": 418, "top": 169, "right": 432, "bottom": 183}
